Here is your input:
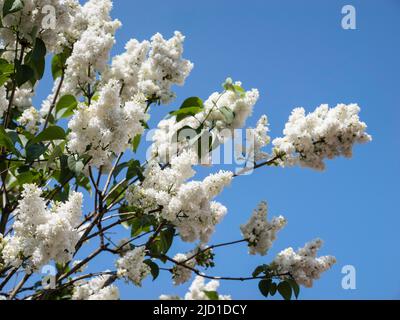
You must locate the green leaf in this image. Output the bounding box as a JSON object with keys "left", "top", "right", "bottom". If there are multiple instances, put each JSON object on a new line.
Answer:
{"left": 277, "top": 281, "right": 292, "bottom": 301}
{"left": 131, "top": 135, "right": 141, "bottom": 153}
{"left": 269, "top": 282, "right": 277, "bottom": 296}
{"left": 30, "top": 126, "right": 66, "bottom": 144}
{"left": 180, "top": 97, "right": 203, "bottom": 109}
{"left": 203, "top": 291, "right": 219, "bottom": 300}
{"left": 15, "top": 63, "right": 34, "bottom": 87}
{"left": 252, "top": 264, "right": 269, "bottom": 278}
{"left": 51, "top": 47, "right": 71, "bottom": 80}
{"left": 3, "top": 0, "right": 24, "bottom": 17}
{"left": 258, "top": 279, "right": 272, "bottom": 298}
{"left": 67, "top": 156, "right": 84, "bottom": 175}
{"left": 170, "top": 97, "right": 204, "bottom": 122}
{"left": 143, "top": 259, "right": 159, "bottom": 281}
{"left": 0, "top": 126, "right": 17, "bottom": 154}
{"left": 25, "top": 143, "right": 47, "bottom": 162}
{"left": 170, "top": 106, "right": 203, "bottom": 122}
{"left": 56, "top": 95, "right": 78, "bottom": 119}
{"left": 219, "top": 106, "right": 235, "bottom": 124}
{"left": 51, "top": 54, "right": 63, "bottom": 80}
{"left": 159, "top": 227, "right": 175, "bottom": 254}
{"left": 25, "top": 38, "right": 46, "bottom": 80}
{"left": 0, "top": 59, "right": 14, "bottom": 86}
{"left": 287, "top": 279, "right": 300, "bottom": 299}
{"left": 126, "top": 160, "right": 144, "bottom": 181}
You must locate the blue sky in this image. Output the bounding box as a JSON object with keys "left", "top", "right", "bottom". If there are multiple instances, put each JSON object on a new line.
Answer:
{"left": 33, "top": 0, "right": 400, "bottom": 300}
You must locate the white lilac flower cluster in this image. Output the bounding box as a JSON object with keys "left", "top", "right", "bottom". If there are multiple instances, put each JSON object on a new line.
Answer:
{"left": 13, "top": 86, "right": 35, "bottom": 112}
{"left": 0, "top": 0, "right": 80, "bottom": 55}
{"left": 18, "top": 107, "right": 41, "bottom": 134}
{"left": 126, "top": 150, "right": 233, "bottom": 243}
{"left": 116, "top": 247, "right": 150, "bottom": 286}
{"left": 1, "top": 184, "right": 83, "bottom": 272}
{"left": 171, "top": 253, "right": 196, "bottom": 286}
{"left": 240, "top": 202, "right": 287, "bottom": 256}
{"left": 67, "top": 80, "right": 147, "bottom": 168}
{"left": 242, "top": 114, "right": 271, "bottom": 162}
{"left": 72, "top": 274, "right": 119, "bottom": 300}
{"left": 104, "top": 31, "right": 193, "bottom": 104}
{"left": 272, "top": 239, "right": 337, "bottom": 288}
{"left": 160, "top": 276, "right": 231, "bottom": 300}
{"left": 150, "top": 82, "right": 259, "bottom": 163}
{"left": 61, "top": 0, "right": 121, "bottom": 95}
{"left": 273, "top": 104, "right": 372, "bottom": 170}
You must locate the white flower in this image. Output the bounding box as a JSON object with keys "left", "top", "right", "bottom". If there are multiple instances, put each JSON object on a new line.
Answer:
{"left": 126, "top": 150, "right": 232, "bottom": 243}
{"left": 240, "top": 202, "right": 286, "bottom": 256}
{"left": 18, "top": 107, "right": 40, "bottom": 134}
{"left": 138, "top": 31, "right": 193, "bottom": 104}
{"left": 61, "top": 0, "right": 121, "bottom": 95}
{"left": 2, "top": 184, "right": 83, "bottom": 271}
{"left": 0, "top": 0, "right": 81, "bottom": 54}
{"left": 185, "top": 276, "right": 231, "bottom": 300}
{"left": 160, "top": 276, "right": 231, "bottom": 300}
{"left": 68, "top": 80, "right": 147, "bottom": 168}
{"left": 172, "top": 253, "right": 195, "bottom": 285}
{"left": 72, "top": 274, "right": 119, "bottom": 300}
{"left": 244, "top": 115, "right": 271, "bottom": 162}
{"left": 272, "top": 239, "right": 337, "bottom": 288}
{"left": 273, "top": 104, "right": 372, "bottom": 170}
{"left": 116, "top": 247, "right": 150, "bottom": 286}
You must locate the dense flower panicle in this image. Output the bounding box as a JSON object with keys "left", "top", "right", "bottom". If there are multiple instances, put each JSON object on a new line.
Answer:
{"left": 272, "top": 239, "right": 337, "bottom": 288}
{"left": 13, "top": 86, "right": 34, "bottom": 111}
{"left": 138, "top": 32, "right": 193, "bottom": 104}
{"left": 18, "top": 107, "right": 40, "bottom": 134}
{"left": 172, "top": 253, "right": 195, "bottom": 285}
{"left": 203, "top": 85, "right": 259, "bottom": 131}
{"left": 150, "top": 82, "right": 259, "bottom": 163}
{"left": 72, "top": 274, "right": 119, "bottom": 300}
{"left": 62, "top": 0, "right": 121, "bottom": 95}
{"left": 127, "top": 151, "right": 232, "bottom": 243}
{"left": 1, "top": 184, "right": 83, "bottom": 271}
{"left": 160, "top": 276, "right": 231, "bottom": 300}
{"left": 245, "top": 115, "right": 271, "bottom": 162}
{"left": 67, "top": 80, "right": 147, "bottom": 168}
{"left": 104, "top": 39, "right": 150, "bottom": 103}
{"left": 105, "top": 31, "right": 192, "bottom": 104}
{"left": 185, "top": 276, "right": 231, "bottom": 300}
{"left": 240, "top": 202, "right": 286, "bottom": 256}
{"left": 0, "top": 0, "right": 80, "bottom": 54}
{"left": 273, "top": 104, "right": 372, "bottom": 170}
{"left": 116, "top": 247, "right": 150, "bottom": 286}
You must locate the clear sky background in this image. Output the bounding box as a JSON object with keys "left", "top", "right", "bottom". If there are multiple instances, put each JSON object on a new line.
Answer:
{"left": 32, "top": 0, "right": 400, "bottom": 300}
